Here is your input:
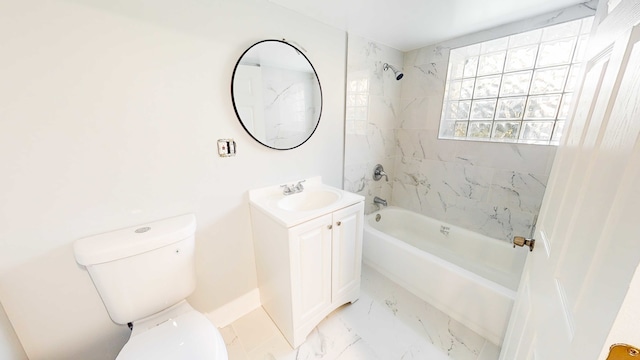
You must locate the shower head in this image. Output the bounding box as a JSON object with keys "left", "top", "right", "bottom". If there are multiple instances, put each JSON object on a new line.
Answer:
{"left": 383, "top": 63, "right": 404, "bottom": 80}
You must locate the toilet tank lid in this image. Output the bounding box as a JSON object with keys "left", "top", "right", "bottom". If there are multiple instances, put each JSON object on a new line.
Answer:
{"left": 74, "top": 214, "right": 196, "bottom": 266}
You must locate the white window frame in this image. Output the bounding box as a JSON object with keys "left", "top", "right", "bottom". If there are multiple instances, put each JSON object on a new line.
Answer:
{"left": 438, "top": 17, "right": 594, "bottom": 145}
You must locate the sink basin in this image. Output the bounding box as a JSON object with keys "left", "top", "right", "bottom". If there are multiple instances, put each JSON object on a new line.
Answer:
{"left": 249, "top": 177, "right": 365, "bottom": 227}
{"left": 277, "top": 189, "right": 342, "bottom": 212}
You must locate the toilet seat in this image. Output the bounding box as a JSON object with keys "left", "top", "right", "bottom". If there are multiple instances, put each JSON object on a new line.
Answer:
{"left": 116, "top": 302, "right": 227, "bottom": 360}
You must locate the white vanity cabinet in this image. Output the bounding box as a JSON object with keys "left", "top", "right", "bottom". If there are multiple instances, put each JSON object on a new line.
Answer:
{"left": 250, "top": 200, "right": 364, "bottom": 348}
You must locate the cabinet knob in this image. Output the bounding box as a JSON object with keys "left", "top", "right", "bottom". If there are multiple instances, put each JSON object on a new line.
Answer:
{"left": 328, "top": 224, "right": 333, "bottom": 230}
{"left": 336, "top": 221, "right": 342, "bottom": 226}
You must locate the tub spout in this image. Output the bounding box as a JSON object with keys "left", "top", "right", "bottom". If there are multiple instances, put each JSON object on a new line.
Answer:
{"left": 373, "top": 196, "right": 387, "bottom": 207}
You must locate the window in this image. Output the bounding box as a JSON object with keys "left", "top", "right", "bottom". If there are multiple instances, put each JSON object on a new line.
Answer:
{"left": 439, "top": 17, "right": 594, "bottom": 145}
{"left": 346, "top": 74, "right": 370, "bottom": 135}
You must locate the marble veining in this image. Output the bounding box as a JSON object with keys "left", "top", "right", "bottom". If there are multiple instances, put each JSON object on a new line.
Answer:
{"left": 391, "top": 166, "right": 538, "bottom": 241}
{"left": 364, "top": 42, "right": 383, "bottom": 57}
{"left": 221, "top": 265, "right": 500, "bottom": 360}
{"left": 260, "top": 66, "right": 320, "bottom": 148}
{"left": 345, "top": 6, "right": 596, "bottom": 241}
{"left": 344, "top": 34, "right": 403, "bottom": 213}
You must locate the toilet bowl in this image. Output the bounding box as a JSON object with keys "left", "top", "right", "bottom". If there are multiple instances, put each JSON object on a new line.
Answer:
{"left": 73, "top": 214, "right": 228, "bottom": 360}
{"left": 117, "top": 301, "right": 227, "bottom": 360}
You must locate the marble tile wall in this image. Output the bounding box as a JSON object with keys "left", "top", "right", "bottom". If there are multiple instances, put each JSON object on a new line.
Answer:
{"left": 345, "top": 2, "right": 596, "bottom": 242}
{"left": 261, "top": 66, "right": 321, "bottom": 149}
{"left": 394, "top": 2, "right": 596, "bottom": 242}
{"left": 396, "top": 42, "right": 555, "bottom": 241}
{"left": 344, "top": 35, "right": 403, "bottom": 214}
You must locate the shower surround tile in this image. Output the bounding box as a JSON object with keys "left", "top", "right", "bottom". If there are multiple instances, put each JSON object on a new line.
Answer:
{"left": 391, "top": 135, "right": 554, "bottom": 241}
{"left": 443, "top": 197, "right": 536, "bottom": 242}
{"left": 398, "top": 96, "right": 443, "bottom": 130}
{"left": 402, "top": 46, "right": 448, "bottom": 99}
{"left": 392, "top": 18, "right": 569, "bottom": 242}
{"left": 344, "top": 34, "right": 403, "bottom": 213}
{"left": 489, "top": 171, "right": 548, "bottom": 214}
{"left": 344, "top": 159, "right": 394, "bottom": 214}
{"left": 345, "top": 4, "right": 594, "bottom": 240}
{"left": 391, "top": 150, "right": 544, "bottom": 242}
{"left": 452, "top": 142, "right": 556, "bottom": 175}
{"left": 221, "top": 265, "right": 500, "bottom": 360}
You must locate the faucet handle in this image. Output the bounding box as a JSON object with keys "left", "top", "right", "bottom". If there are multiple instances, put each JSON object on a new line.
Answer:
{"left": 373, "top": 164, "right": 389, "bottom": 182}
{"left": 295, "top": 179, "right": 306, "bottom": 192}
{"left": 280, "top": 184, "right": 294, "bottom": 195}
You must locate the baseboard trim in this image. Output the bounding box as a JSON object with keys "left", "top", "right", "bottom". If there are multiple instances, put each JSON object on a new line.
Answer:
{"left": 206, "top": 288, "right": 261, "bottom": 328}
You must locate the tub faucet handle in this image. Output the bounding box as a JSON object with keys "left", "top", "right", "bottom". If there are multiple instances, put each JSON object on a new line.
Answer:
{"left": 373, "top": 164, "right": 388, "bottom": 182}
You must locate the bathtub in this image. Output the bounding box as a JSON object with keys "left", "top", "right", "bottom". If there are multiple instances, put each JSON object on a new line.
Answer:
{"left": 363, "top": 206, "right": 527, "bottom": 346}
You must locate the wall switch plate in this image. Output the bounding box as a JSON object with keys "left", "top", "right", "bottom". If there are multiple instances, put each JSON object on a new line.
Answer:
{"left": 217, "top": 139, "right": 236, "bottom": 157}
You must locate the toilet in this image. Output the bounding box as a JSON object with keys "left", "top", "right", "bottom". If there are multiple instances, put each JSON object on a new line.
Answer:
{"left": 73, "top": 214, "right": 228, "bottom": 360}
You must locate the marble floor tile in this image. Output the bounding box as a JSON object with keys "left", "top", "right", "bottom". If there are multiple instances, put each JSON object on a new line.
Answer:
{"left": 219, "top": 325, "right": 249, "bottom": 360}
{"left": 222, "top": 265, "right": 500, "bottom": 360}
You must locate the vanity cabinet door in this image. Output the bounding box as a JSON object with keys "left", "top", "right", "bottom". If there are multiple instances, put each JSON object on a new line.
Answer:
{"left": 289, "top": 213, "right": 333, "bottom": 328}
{"left": 331, "top": 202, "right": 364, "bottom": 303}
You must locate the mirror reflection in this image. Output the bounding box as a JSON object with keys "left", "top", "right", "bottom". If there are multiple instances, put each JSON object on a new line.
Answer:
{"left": 231, "top": 40, "right": 323, "bottom": 150}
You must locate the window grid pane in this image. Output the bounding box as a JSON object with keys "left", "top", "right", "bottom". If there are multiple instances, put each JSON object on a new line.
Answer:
{"left": 439, "top": 16, "right": 593, "bottom": 145}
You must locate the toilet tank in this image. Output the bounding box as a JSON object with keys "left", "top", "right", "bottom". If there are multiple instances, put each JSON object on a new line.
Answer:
{"left": 74, "top": 214, "right": 197, "bottom": 324}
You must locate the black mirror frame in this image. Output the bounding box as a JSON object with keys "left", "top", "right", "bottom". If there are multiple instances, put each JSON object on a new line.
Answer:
{"left": 231, "top": 39, "right": 323, "bottom": 150}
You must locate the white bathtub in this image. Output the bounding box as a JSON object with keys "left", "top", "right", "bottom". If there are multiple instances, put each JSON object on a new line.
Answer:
{"left": 363, "top": 206, "right": 527, "bottom": 346}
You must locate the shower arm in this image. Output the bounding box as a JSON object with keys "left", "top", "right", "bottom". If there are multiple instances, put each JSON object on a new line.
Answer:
{"left": 383, "top": 63, "right": 404, "bottom": 80}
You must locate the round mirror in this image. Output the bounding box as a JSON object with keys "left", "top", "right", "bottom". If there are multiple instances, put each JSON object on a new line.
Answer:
{"left": 231, "top": 40, "right": 323, "bottom": 150}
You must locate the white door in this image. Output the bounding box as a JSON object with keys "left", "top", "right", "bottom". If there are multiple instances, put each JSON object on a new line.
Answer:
{"left": 500, "top": 1, "right": 640, "bottom": 359}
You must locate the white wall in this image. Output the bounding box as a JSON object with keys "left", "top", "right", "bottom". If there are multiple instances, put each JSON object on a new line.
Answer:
{"left": 0, "top": 0, "right": 346, "bottom": 358}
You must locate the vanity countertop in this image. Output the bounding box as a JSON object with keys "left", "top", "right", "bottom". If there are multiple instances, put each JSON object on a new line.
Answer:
{"left": 248, "top": 176, "right": 364, "bottom": 227}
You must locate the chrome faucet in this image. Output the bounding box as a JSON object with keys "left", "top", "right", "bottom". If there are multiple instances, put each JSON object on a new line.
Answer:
{"left": 373, "top": 164, "right": 388, "bottom": 182}
{"left": 280, "top": 180, "right": 305, "bottom": 195}
{"left": 373, "top": 196, "right": 388, "bottom": 207}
